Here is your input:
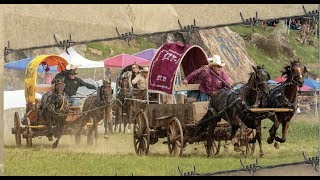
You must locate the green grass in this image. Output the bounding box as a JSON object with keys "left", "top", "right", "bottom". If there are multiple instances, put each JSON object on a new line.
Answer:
{"left": 228, "top": 24, "right": 319, "bottom": 78}
{"left": 84, "top": 37, "right": 157, "bottom": 61}
{"left": 4, "top": 114, "right": 318, "bottom": 176}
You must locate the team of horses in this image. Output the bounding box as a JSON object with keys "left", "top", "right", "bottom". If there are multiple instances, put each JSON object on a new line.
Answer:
{"left": 39, "top": 58, "right": 307, "bottom": 158}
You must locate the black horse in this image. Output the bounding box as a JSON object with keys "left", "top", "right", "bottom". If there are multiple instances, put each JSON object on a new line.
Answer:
{"left": 265, "top": 59, "right": 307, "bottom": 148}
{"left": 40, "top": 78, "right": 69, "bottom": 148}
{"left": 191, "top": 65, "right": 271, "bottom": 157}
{"left": 75, "top": 79, "right": 114, "bottom": 145}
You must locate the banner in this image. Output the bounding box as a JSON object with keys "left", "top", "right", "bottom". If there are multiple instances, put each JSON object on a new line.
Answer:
{"left": 148, "top": 43, "right": 192, "bottom": 94}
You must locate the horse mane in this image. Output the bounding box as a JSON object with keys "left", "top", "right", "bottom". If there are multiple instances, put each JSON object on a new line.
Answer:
{"left": 248, "top": 65, "right": 264, "bottom": 82}
{"left": 281, "top": 60, "right": 300, "bottom": 77}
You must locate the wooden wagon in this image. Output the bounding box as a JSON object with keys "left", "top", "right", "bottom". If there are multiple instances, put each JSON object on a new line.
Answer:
{"left": 10, "top": 55, "right": 88, "bottom": 147}
{"left": 129, "top": 42, "right": 257, "bottom": 157}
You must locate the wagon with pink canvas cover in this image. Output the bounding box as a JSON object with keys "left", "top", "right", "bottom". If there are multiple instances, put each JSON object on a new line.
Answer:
{"left": 130, "top": 42, "right": 240, "bottom": 157}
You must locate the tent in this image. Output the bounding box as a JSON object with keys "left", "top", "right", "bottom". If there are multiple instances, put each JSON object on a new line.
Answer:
{"left": 304, "top": 78, "right": 320, "bottom": 90}
{"left": 59, "top": 47, "right": 104, "bottom": 68}
{"left": 4, "top": 90, "right": 42, "bottom": 110}
{"left": 267, "top": 79, "right": 280, "bottom": 86}
{"left": 132, "top": 48, "right": 158, "bottom": 61}
{"left": 274, "top": 76, "right": 287, "bottom": 83}
{"left": 103, "top": 53, "right": 150, "bottom": 68}
{"left": 4, "top": 57, "right": 59, "bottom": 72}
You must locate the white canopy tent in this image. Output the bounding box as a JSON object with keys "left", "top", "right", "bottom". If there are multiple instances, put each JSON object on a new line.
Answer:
{"left": 4, "top": 90, "right": 42, "bottom": 110}
{"left": 59, "top": 47, "right": 104, "bottom": 68}
{"left": 4, "top": 79, "right": 116, "bottom": 110}
{"left": 59, "top": 47, "right": 104, "bottom": 79}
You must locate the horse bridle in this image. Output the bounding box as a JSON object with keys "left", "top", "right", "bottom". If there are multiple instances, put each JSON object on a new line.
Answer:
{"left": 289, "top": 63, "right": 306, "bottom": 86}
{"left": 252, "top": 69, "right": 270, "bottom": 94}
{"left": 99, "top": 83, "right": 114, "bottom": 104}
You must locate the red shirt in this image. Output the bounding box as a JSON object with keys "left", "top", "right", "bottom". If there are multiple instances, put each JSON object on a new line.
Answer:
{"left": 185, "top": 66, "right": 231, "bottom": 95}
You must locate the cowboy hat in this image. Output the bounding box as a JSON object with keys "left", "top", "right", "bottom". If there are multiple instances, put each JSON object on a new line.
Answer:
{"left": 66, "top": 64, "right": 79, "bottom": 70}
{"left": 141, "top": 66, "right": 149, "bottom": 72}
{"left": 207, "top": 55, "right": 225, "bottom": 67}
{"left": 67, "top": 69, "right": 78, "bottom": 75}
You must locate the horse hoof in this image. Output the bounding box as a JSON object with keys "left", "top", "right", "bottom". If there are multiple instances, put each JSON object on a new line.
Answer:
{"left": 52, "top": 143, "right": 58, "bottom": 148}
{"left": 267, "top": 137, "right": 274, "bottom": 144}
{"left": 104, "top": 135, "right": 108, "bottom": 139}
{"left": 275, "top": 137, "right": 285, "bottom": 143}
{"left": 260, "top": 153, "right": 265, "bottom": 158}
{"left": 48, "top": 136, "right": 53, "bottom": 141}
{"left": 274, "top": 142, "right": 280, "bottom": 149}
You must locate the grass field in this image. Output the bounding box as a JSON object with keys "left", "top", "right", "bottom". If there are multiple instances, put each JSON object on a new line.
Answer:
{"left": 3, "top": 113, "right": 318, "bottom": 176}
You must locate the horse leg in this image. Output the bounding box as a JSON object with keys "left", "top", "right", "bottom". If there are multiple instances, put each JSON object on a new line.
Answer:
{"left": 255, "top": 120, "right": 264, "bottom": 158}
{"left": 75, "top": 116, "right": 87, "bottom": 145}
{"left": 103, "top": 119, "right": 108, "bottom": 138}
{"left": 117, "top": 106, "right": 123, "bottom": 133}
{"left": 87, "top": 125, "right": 94, "bottom": 145}
{"left": 107, "top": 108, "right": 113, "bottom": 134}
{"left": 231, "top": 124, "right": 241, "bottom": 152}
{"left": 274, "top": 120, "right": 290, "bottom": 149}
{"left": 267, "top": 114, "right": 280, "bottom": 144}
{"left": 124, "top": 103, "right": 132, "bottom": 134}
{"left": 46, "top": 118, "right": 53, "bottom": 141}
{"left": 94, "top": 121, "right": 99, "bottom": 146}
{"left": 52, "top": 119, "right": 65, "bottom": 148}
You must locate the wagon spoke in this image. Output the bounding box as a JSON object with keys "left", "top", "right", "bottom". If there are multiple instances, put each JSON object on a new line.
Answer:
{"left": 176, "top": 140, "right": 182, "bottom": 147}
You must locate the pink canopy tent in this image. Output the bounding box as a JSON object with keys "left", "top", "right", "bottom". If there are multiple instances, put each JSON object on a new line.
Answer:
{"left": 103, "top": 53, "right": 150, "bottom": 68}
{"left": 274, "top": 76, "right": 287, "bottom": 82}
{"left": 299, "top": 85, "right": 313, "bottom": 91}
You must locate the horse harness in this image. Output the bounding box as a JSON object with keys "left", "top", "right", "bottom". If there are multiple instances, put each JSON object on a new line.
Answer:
{"left": 268, "top": 81, "right": 297, "bottom": 110}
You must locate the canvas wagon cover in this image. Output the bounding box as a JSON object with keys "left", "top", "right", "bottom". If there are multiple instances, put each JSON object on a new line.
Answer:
{"left": 148, "top": 42, "right": 208, "bottom": 95}
{"left": 25, "top": 55, "right": 68, "bottom": 104}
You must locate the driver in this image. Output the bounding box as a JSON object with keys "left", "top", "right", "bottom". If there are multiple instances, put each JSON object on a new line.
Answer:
{"left": 52, "top": 64, "right": 97, "bottom": 106}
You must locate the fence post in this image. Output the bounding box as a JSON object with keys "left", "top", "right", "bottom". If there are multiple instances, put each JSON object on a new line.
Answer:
{"left": 315, "top": 91, "right": 318, "bottom": 117}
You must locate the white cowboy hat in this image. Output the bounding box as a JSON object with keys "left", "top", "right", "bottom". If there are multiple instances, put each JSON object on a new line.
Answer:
{"left": 141, "top": 66, "right": 149, "bottom": 72}
{"left": 207, "top": 55, "right": 225, "bottom": 67}
{"left": 66, "top": 64, "right": 79, "bottom": 70}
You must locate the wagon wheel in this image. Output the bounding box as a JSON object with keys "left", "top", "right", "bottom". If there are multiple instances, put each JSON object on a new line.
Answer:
{"left": 167, "top": 117, "right": 184, "bottom": 157}
{"left": 133, "top": 110, "right": 150, "bottom": 155}
{"left": 242, "top": 129, "right": 255, "bottom": 156}
{"left": 206, "top": 122, "right": 221, "bottom": 157}
{"left": 13, "top": 112, "right": 22, "bottom": 146}
{"left": 25, "top": 118, "right": 33, "bottom": 148}
{"left": 244, "top": 142, "right": 255, "bottom": 156}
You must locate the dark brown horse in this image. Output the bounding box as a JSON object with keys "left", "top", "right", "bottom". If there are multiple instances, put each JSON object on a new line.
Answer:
{"left": 40, "top": 78, "right": 68, "bottom": 148}
{"left": 266, "top": 59, "right": 307, "bottom": 148}
{"left": 113, "top": 74, "right": 133, "bottom": 133}
{"left": 193, "top": 65, "right": 271, "bottom": 157}
{"left": 75, "top": 79, "right": 113, "bottom": 145}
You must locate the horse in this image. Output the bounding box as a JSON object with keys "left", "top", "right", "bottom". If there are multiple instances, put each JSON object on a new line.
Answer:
{"left": 113, "top": 74, "right": 133, "bottom": 133}
{"left": 39, "top": 78, "right": 69, "bottom": 148}
{"left": 75, "top": 79, "right": 114, "bottom": 145}
{"left": 191, "top": 65, "right": 271, "bottom": 157}
{"left": 265, "top": 59, "right": 307, "bottom": 148}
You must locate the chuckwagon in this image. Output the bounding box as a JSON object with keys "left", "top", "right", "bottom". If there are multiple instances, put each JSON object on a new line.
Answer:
{"left": 128, "top": 42, "right": 256, "bottom": 157}
{"left": 10, "top": 55, "right": 90, "bottom": 148}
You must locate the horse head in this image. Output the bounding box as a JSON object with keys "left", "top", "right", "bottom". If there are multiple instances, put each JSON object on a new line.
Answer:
{"left": 53, "top": 77, "right": 65, "bottom": 94}
{"left": 282, "top": 58, "right": 307, "bottom": 87}
{"left": 51, "top": 77, "right": 67, "bottom": 110}
{"left": 251, "top": 65, "right": 271, "bottom": 95}
{"left": 100, "top": 79, "right": 113, "bottom": 104}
